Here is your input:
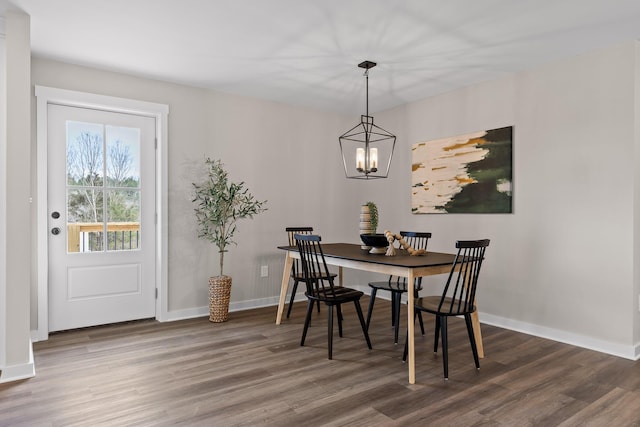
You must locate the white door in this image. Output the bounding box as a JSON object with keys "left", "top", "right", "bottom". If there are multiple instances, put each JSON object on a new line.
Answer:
{"left": 47, "top": 104, "right": 156, "bottom": 332}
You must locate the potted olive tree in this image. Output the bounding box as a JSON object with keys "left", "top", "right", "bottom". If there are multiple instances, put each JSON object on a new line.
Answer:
{"left": 192, "top": 158, "right": 267, "bottom": 322}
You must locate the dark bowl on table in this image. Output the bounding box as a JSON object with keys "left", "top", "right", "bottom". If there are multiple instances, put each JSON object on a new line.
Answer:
{"left": 360, "top": 233, "right": 389, "bottom": 248}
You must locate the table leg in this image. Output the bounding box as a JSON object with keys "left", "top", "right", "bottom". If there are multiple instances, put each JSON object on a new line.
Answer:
{"left": 275, "top": 252, "right": 293, "bottom": 325}
{"left": 471, "top": 311, "right": 484, "bottom": 358}
{"left": 407, "top": 269, "right": 416, "bottom": 384}
{"left": 338, "top": 266, "right": 343, "bottom": 287}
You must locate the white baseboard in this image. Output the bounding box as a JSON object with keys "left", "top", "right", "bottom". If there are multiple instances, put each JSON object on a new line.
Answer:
{"left": 352, "top": 286, "right": 640, "bottom": 361}
{"left": 0, "top": 340, "right": 35, "bottom": 384}
{"left": 479, "top": 312, "right": 639, "bottom": 361}
{"left": 162, "top": 295, "right": 286, "bottom": 322}
{"left": 161, "top": 292, "right": 376, "bottom": 322}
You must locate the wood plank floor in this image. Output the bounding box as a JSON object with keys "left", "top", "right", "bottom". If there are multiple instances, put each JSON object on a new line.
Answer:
{"left": 2, "top": 299, "right": 640, "bottom": 426}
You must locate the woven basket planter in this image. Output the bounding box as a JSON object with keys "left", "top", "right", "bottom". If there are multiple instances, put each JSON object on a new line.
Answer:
{"left": 208, "top": 276, "right": 232, "bottom": 322}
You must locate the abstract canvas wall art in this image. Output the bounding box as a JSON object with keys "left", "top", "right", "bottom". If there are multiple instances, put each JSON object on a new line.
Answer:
{"left": 412, "top": 126, "right": 512, "bottom": 214}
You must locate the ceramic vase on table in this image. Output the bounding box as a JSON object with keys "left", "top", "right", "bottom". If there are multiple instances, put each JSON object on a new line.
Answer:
{"left": 359, "top": 204, "right": 373, "bottom": 250}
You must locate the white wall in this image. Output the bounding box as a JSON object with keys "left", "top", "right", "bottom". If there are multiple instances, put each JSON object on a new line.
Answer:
{"left": 166, "top": 88, "right": 353, "bottom": 312}
{"left": 1, "top": 10, "right": 34, "bottom": 383}
{"left": 14, "top": 38, "right": 639, "bottom": 366}
{"left": 30, "top": 57, "right": 354, "bottom": 321}
{"left": 372, "top": 41, "right": 639, "bottom": 358}
{"left": 0, "top": 14, "right": 6, "bottom": 374}
{"left": 634, "top": 41, "right": 640, "bottom": 351}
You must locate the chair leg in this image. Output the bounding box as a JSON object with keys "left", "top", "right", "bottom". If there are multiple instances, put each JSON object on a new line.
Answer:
{"left": 336, "top": 304, "right": 344, "bottom": 338}
{"left": 393, "top": 291, "right": 402, "bottom": 344}
{"left": 433, "top": 316, "right": 441, "bottom": 353}
{"left": 402, "top": 310, "right": 418, "bottom": 362}
{"left": 402, "top": 329, "right": 408, "bottom": 362}
{"left": 465, "top": 313, "right": 480, "bottom": 370}
{"left": 391, "top": 293, "right": 397, "bottom": 327}
{"left": 300, "top": 299, "right": 315, "bottom": 346}
{"left": 365, "top": 288, "right": 377, "bottom": 330}
{"left": 417, "top": 311, "right": 425, "bottom": 336}
{"left": 327, "top": 304, "right": 334, "bottom": 360}
{"left": 286, "top": 279, "right": 299, "bottom": 319}
{"left": 440, "top": 316, "right": 449, "bottom": 380}
{"left": 354, "top": 299, "right": 372, "bottom": 350}
{"left": 415, "top": 289, "right": 425, "bottom": 335}
{"left": 313, "top": 281, "right": 321, "bottom": 313}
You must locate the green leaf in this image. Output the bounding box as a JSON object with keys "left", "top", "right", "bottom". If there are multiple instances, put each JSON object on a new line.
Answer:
{"left": 192, "top": 158, "right": 267, "bottom": 276}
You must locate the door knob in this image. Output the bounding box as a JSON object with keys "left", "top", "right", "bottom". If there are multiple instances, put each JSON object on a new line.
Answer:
{"left": 51, "top": 211, "right": 60, "bottom": 219}
{"left": 51, "top": 227, "right": 61, "bottom": 235}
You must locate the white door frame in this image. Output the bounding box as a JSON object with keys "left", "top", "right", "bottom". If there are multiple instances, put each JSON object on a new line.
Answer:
{"left": 0, "top": 18, "right": 7, "bottom": 369}
{"left": 34, "top": 86, "right": 169, "bottom": 341}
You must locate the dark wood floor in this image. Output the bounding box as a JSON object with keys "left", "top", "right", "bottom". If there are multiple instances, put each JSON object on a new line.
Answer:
{"left": 2, "top": 299, "right": 640, "bottom": 426}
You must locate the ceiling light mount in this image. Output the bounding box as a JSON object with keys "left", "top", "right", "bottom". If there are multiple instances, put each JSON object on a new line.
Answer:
{"left": 358, "top": 60, "right": 377, "bottom": 70}
{"left": 339, "top": 60, "right": 396, "bottom": 180}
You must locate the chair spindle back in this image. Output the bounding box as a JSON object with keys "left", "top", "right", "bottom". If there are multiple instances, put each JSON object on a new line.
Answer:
{"left": 294, "top": 234, "right": 337, "bottom": 300}
{"left": 286, "top": 227, "right": 313, "bottom": 279}
{"left": 438, "top": 239, "right": 490, "bottom": 315}
{"left": 387, "top": 231, "right": 432, "bottom": 287}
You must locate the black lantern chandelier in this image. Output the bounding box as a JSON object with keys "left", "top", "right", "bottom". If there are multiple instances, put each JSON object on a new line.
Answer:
{"left": 339, "top": 61, "right": 396, "bottom": 179}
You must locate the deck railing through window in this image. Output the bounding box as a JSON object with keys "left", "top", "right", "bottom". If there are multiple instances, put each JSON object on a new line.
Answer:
{"left": 67, "top": 222, "right": 140, "bottom": 253}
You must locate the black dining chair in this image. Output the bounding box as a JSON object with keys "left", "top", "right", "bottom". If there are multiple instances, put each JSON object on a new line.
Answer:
{"left": 365, "top": 231, "right": 432, "bottom": 344}
{"left": 403, "top": 239, "right": 490, "bottom": 380}
{"left": 285, "top": 227, "right": 336, "bottom": 318}
{"left": 296, "top": 234, "right": 372, "bottom": 359}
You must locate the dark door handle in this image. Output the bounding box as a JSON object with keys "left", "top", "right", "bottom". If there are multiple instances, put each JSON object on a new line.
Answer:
{"left": 51, "top": 211, "right": 60, "bottom": 219}
{"left": 51, "top": 227, "right": 61, "bottom": 235}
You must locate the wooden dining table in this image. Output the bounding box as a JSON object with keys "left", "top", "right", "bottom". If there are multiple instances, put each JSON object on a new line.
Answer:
{"left": 276, "top": 242, "right": 484, "bottom": 384}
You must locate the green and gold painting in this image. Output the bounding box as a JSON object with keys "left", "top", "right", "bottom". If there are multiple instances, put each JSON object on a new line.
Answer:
{"left": 411, "top": 126, "right": 512, "bottom": 214}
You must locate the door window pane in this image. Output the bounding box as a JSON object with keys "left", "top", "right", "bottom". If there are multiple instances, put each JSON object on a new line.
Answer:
{"left": 65, "top": 121, "right": 143, "bottom": 253}
{"left": 66, "top": 121, "right": 104, "bottom": 187}
{"left": 67, "top": 188, "right": 104, "bottom": 253}
{"left": 106, "top": 125, "right": 141, "bottom": 188}
{"left": 106, "top": 189, "right": 141, "bottom": 251}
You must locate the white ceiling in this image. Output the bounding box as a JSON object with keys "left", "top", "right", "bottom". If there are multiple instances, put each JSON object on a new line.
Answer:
{"left": 3, "top": 0, "right": 640, "bottom": 114}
